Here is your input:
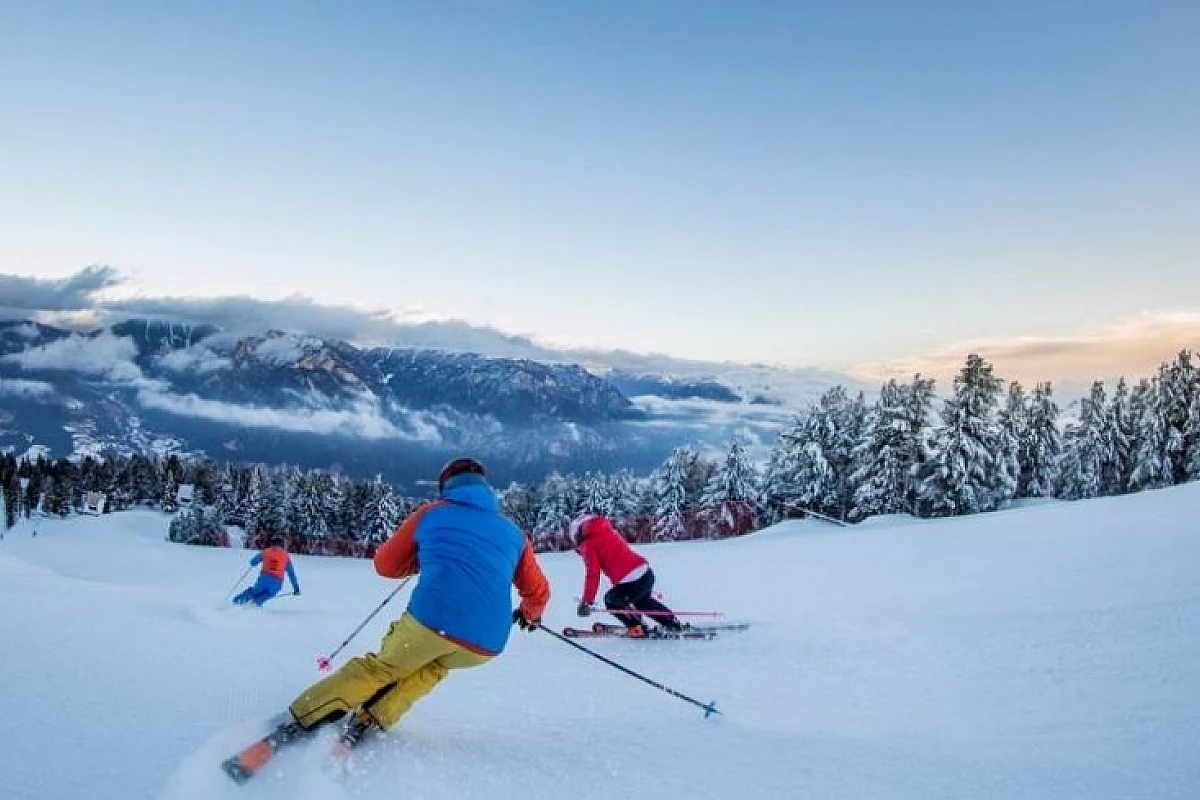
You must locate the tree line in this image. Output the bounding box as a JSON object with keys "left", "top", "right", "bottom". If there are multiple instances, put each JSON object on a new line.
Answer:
{"left": 3, "top": 349, "right": 1198, "bottom": 553}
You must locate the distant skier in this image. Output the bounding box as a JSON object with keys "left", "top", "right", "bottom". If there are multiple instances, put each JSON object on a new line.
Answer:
{"left": 571, "top": 513, "right": 683, "bottom": 637}
{"left": 233, "top": 536, "right": 301, "bottom": 606}
{"left": 222, "top": 456, "right": 551, "bottom": 782}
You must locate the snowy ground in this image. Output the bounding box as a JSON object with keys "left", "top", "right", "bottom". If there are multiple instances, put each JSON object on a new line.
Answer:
{"left": 1, "top": 485, "right": 1198, "bottom": 800}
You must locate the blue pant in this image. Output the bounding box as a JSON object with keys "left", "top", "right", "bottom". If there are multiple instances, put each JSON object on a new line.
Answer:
{"left": 233, "top": 574, "right": 283, "bottom": 606}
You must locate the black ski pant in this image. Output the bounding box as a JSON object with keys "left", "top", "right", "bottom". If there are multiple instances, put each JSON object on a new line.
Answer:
{"left": 603, "top": 569, "right": 682, "bottom": 630}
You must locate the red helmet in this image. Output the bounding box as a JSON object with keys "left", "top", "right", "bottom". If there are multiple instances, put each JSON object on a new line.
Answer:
{"left": 437, "top": 456, "right": 487, "bottom": 493}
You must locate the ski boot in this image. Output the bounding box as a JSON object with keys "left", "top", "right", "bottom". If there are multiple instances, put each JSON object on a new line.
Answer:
{"left": 221, "top": 714, "right": 311, "bottom": 784}
{"left": 326, "top": 708, "right": 377, "bottom": 776}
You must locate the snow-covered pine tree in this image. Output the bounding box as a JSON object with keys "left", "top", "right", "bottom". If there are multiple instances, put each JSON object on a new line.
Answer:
{"left": 214, "top": 463, "right": 240, "bottom": 526}
{"left": 651, "top": 448, "right": 691, "bottom": 541}
{"left": 241, "top": 465, "right": 267, "bottom": 535}
{"left": 293, "top": 471, "right": 334, "bottom": 539}
{"left": 167, "top": 507, "right": 197, "bottom": 543}
{"left": 916, "top": 354, "right": 1006, "bottom": 516}
{"left": 43, "top": 472, "right": 72, "bottom": 516}
{"left": 579, "top": 471, "right": 615, "bottom": 516}
{"left": 995, "top": 381, "right": 1025, "bottom": 504}
{"left": 850, "top": 375, "right": 935, "bottom": 519}
{"left": 24, "top": 470, "right": 43, "bottom": 517}
{"left": 1058, "top": 382, "right": 1112, "bottom": 500}
{"left": 3, "top": 470, "right": 19, "bottom": 529}
{"left": 607, "top": 469, "right": 643, "bottom": 525}
{"left": 1103, "top": 377, "right": 1134, "bottom": 495}
{"left": 671, "top": 446, "right": 716, "bottom": 509}
{"left": 758, "top": 414, "right": 809, "bottom": 525}
{"left": 360, "top": 477, "right": 402, "bottom": 546}
{"left": 700, "top": 438, "right": 759, "bottom": 535}
{"left": 500, "top": 481, "right": 539, "bottom": 534}
{"left": 1158, "top": 351, "right": 1199, "bottom": 483}
{"left": 129, "top": 455, "right": 163, "bottom": 506}
{"left": 338, "top": 481, "right": 370, "bottom": 541}
{"left": 1128, "top": 377, "right": 1173, "bottom": 492}
{"left": 190, "top": 460, "right": 219, "bottom": 506}
{"left": 764, "top": 386, "right": 868, "bottom": 521}
{"left": 1022, "top": 382, "right": 1062, "bottom": 498}
{"left": 1185, "top": 390, "right": 1200, "bottom": 481}
{"left": 261, "top": 465, "right": 301, "bottom": 536}
{"left": 701, "top": 439, "right": 758, "bottom": 505}
{"left": 161, "top": 459, "right": 180, "bottom": 511}
{"left": 534, "top": 471, "right": 574, "bottom": 549}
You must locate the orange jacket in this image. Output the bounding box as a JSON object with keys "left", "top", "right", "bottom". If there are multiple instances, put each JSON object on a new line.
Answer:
{"left": 259, "top": 546, "right": 290, "bottom": 579}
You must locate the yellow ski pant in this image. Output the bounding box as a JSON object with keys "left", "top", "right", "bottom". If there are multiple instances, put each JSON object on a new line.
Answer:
{"left": 290, "top": 612, "right": 492, "bottom": 730}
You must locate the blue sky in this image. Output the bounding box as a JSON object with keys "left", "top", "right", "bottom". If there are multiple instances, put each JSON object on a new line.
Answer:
{"left": 1, "top": 1, "right": 1198, "bottom": 381}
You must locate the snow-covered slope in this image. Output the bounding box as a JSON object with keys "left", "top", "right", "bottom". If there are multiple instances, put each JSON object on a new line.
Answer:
{"left": 1, "top": 485, "right": 1197, "bottom": 799}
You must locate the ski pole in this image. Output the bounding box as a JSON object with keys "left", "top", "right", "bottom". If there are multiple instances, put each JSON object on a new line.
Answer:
{"left": 317, "top": 577, "right": 412, "bottom": 672}
{"left": 575, "top": 598, "right": 723, "bottom": 617}
{"left": 224, "top": 564, "right": 254, "bottom": 603}
{"left": 603, "top": 609, "right": 724, "bottom": 618}
{"left": 537, "top": 624, "right": 721, "bottom": 718}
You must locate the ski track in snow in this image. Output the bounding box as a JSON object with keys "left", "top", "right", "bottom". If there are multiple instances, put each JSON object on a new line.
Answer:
{"left": 1, "top": 486, "right": 1198, "bottom": 799}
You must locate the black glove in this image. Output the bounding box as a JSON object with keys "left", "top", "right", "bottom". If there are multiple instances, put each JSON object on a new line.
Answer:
{"left": 512, "top": 608, "right": 539, "bottom": 631}
{"left": 576, "top": 601, "right": 593, "bottom": 618}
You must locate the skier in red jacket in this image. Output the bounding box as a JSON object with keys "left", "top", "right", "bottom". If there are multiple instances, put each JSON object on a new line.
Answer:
{"left": 571, "top": 514, "right": 683, "bottom": 637}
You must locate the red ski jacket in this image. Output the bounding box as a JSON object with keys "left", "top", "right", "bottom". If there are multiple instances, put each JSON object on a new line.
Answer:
{"left": 576, "top": 516, "right": 648, "bottom": 605}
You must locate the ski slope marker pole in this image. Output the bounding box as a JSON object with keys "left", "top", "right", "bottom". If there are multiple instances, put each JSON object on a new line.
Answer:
{"left": 317, "top": 577, "right": 412, "bottom": 673}
{"left": 538, "top": 624, "right": 720, "bottom": 718}
{"left": 224, "top": 564, "right": 254, "bottom": 603}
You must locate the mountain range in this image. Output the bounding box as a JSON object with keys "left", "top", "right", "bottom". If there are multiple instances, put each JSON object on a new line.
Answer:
{"left": 0, "top": 318, "right": 853, "bottom": 487}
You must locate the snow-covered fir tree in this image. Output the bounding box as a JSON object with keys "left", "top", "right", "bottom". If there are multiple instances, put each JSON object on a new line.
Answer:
{"left": 763, "top": 386, "right": 867, "bottom": 521}
{"left": 293, "top": 472, "right": 334, "bottom": 539}
{"left": 1128, "top": 378, "right": 1173, "bottom": 492}
{"left": 161, "top": 458, "right": 181, "bottom": 511}
{"left": 1103, "top": 377, "right": 1134, "bottom": 495}
{"left": 242, "top": 465, "right": 267, "bottom": 534}
{"left": 360, "top": 477, "right": 402, "bottom": 545}
{"left": 1021, "top": 383, "right": 1062, "bottom": 498}
{"left": 1157, "top": 351, "right": 1199, "bottom": 483}
{"left": 262, "top": 465, "right": 302, "bottom": 535}
{"left": 500, "top": 482, "right": 539, "bottom": 533}
{"left": 128, "top": 455, "right": 164, "bottom": 505}
{"left": 916, "top": 354, "right": 1006, "bottom": 516}
{"left": 850, "top": 375, "right": 935, "bottom": 519}
{"left": 607, "top": 469, "right": 643, "bottom": 523}
{"left": 1058, "top": 382, "right": 1113, "bottom": 500}
{"left": 651, "top": 447, "right": 691, "bottom": 541}
{"left": 579, "top": 470, "right": 615, "bottom": 516}
{"left": 701, "top": 439, "right": 758, "bottom": 505}
{"left": 189, "top": 460, "right": 220, "bottom": 506}
{"left": 1185, "top": 390, "right": 1200, "bottom": 481}
{"left": 534, "top": 472, "right": 574, "bottom": 547}
{"left": 994, "top": 381, "right": 1026, "bottom": 504}
{"left": 700, "top": 438, "right": 759, "bottom": 535}
{"left": 758, "top": 415, "right": 809, "bottom": 525}
{"left": 675, "top": 446, "right": 717, "bottom": 508}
